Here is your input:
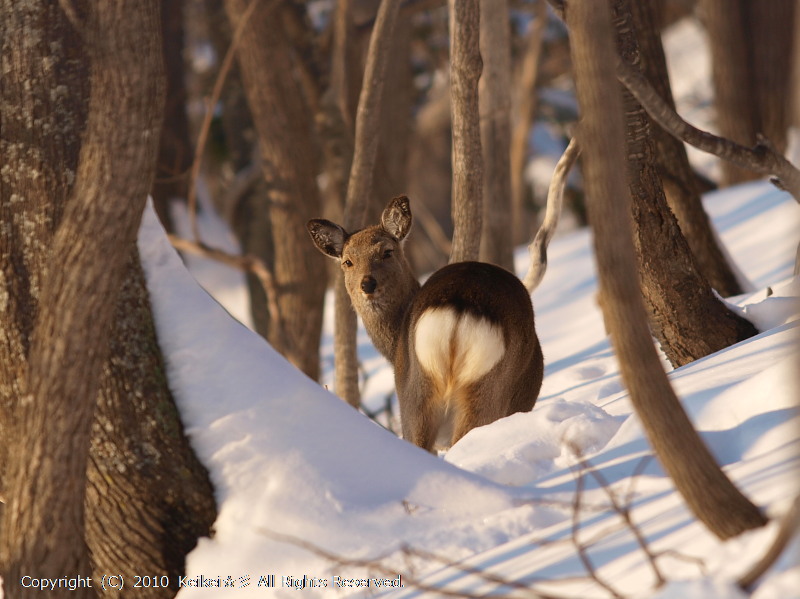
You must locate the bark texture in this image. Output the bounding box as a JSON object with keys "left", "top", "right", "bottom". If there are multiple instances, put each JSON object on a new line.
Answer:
{"left": 448, "top": 0, "right": 484, "bottom": 263}
{"left": 627, "top": 0, "right": 744, "bottom": 297}
{"left": 1, "top": 2, "right": 216, "bottom": 595}
{"left": 567, "top": 0, "right": 767, "bottom": 541}
{"left": 611, "top": 0, "right": 757, "bottom": 368}
{"left": 2, "top": 0, "right": 164, "bottom": 588}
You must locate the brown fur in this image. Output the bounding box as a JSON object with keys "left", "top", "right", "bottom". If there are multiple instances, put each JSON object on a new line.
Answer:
{"left": 308, "top": 196, "right": 544, "bottom": 451}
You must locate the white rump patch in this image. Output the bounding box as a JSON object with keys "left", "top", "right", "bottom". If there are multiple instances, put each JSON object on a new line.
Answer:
{"left": 414, "top": 307, "right": 505, "bottom": 391}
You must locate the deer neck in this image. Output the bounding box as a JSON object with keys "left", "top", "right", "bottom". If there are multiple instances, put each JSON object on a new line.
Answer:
{"left": 358, "top": 270, "right": 420, "bottom": 362}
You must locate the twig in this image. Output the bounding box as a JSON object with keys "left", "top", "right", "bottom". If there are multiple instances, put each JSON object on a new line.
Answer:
{"left": 258, "top": 529, "right": 570, "bottom": 598}
{"left": 569, "top": 454, "right": 625, "bottom": 599}
{"left": 186, "top": 0, "right": 275, "bottom": 241}
{"left": 737, "top": 494, "right": 800, "bottom": 590}
{"left": 584, "top": 461, "right": 666, "bottom": 587}
{"left": 615, "top": 58, "right": 800, "bottom": 203}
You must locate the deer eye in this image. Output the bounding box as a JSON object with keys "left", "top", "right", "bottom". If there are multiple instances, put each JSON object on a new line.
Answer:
{"left": 382, "top": 249, "right": 393, "bottom": 259}
{"left": 343, "top": 259, "right": 353, "bottom": 268}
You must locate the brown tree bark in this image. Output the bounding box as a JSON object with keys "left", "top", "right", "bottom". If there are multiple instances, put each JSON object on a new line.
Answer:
{"left": 0, "top": 2, "right": 216, "bottom": 595}
{"left": 224, "top": 0, "right": 327, "bottom": 381}
{"left": 610, "top": 0, "right": 757, "bottom": 368}
{"left": 478, "top": 0, "right": 514, "bottom": 271}
{"left": 151, "top": 0, "right": 193, "bottom": 231}
{"left": 331, "top": 0, "right": 403, "bottom": 407}
{"left": 2, "top": 0, "right": 167, "bottom": 585}
{"left": 702, "top": 0, "right": 796, "bottom": 186}
{"left": 627, "top": 1, "right": 744, "bottom": 297}
{"left": 566, "top": 0, "right": 767, "bottom": 542}
{"left": 448, "top": 0, "right": 484, "bottom": 263}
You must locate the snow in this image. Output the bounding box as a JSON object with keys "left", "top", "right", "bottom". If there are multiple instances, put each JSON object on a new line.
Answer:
{"left": 131, "top": 175, "right": 800, "bottom": 598}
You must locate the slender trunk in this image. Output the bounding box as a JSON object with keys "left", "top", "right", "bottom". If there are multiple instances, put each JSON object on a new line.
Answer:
{"left": 479, "top": 0, "right": 514, "bottom": 271}
{"left": 510, "top": 0, "right": 548, "bottom": 246}
{"left": 333, "top": 0, "right": 403, "bottom": 407}
{"left": 567, "top": 0, "right": 767, "bottom": 542}
{"left": 448, "top": 0, "right": 484, "bottom": 263}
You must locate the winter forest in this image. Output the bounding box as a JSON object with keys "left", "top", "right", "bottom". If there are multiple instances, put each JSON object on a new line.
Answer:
{"left": 1, "top": 0, "right": 800, "bottom": 598}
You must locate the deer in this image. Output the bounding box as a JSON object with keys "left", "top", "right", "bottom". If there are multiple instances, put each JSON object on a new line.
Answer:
{"left": 306, "top": 196, "right": 543, "bottom": 452}
{"left": 306, "top": 139, "right": 578, "bottom": 452}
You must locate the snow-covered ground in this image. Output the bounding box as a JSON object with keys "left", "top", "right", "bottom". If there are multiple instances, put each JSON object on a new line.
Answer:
{"left": 133, "top": 173, "right": 800, "bottom": 599}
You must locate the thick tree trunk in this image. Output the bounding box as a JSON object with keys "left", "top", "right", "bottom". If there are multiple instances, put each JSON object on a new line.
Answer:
{"left": 611, "top": 0, "right": 757, "bottom": 368}
{"left": 448, "top": 0, "right": 484, "bottom": 263}
{"left": 567, "top": 0, "right": 767, "bottom": 542}
{"left": 87, "top": 253, "right": 216, "bottom": 597}
{"left": 224, "top": 0, "right": 327, "bottom": 380}
{"left": 478, "top": 0, "right": 514, "bottom": 271}
{"left": 627, "top": 1, "right": 744, "bottom": 297}
{"left": 2, "top": 0, "right": 164, "bottom": 588}
{"left": 1, "top": 2, "right": 216, "bottom": 595}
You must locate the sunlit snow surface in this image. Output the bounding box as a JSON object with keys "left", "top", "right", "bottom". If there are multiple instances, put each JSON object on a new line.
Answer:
{"left": 135, "top": 177, "right": 799, "bottom": 599}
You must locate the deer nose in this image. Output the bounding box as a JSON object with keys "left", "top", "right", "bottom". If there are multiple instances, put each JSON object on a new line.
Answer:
{"left": 361, "top": 276, "right": 377, "bottom": 294}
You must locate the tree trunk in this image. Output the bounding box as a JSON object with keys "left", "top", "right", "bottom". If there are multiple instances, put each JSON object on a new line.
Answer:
{"left": 332, "top": 0, "right": 403, "bottom": 407}
{"left": 566, "top": 0, "right": 767, "bottom": 541}
{"left": 224, "top": 0, "right": 327, "bottom": 380}
{"left": 0, "top": 2, "right": 216, "bottom": 595}
{"left": 448, "top": 0, "right": 484, "bottom": 264}
{"left": 627, "top": 0, "right": 744, "bottom": 297}
{"left": 510, "top": 0, "right": 548, "bottom": 247}
{"left": 151, "top": 0, "right": 192, "bottom": 232}
{"left": 478, "top": 0, "right": 514, "bottom": 271}
{"left": 702, "top": 0, "right": 796, "bottom": 186}
{"left": 87, "top": 253, "right": 216, "bottom": 597}
{"left": 2, "top": 0, "right": 159, "bottom": 587}
{"left": 610, "top": 0, "right": 757, "bottom": 368}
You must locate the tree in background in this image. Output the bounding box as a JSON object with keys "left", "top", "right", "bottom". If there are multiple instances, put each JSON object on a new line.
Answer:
{"left": 566, "top": 0, "right": 767, "bottom": 542}
{"left": 448, "top": 0, "right": 484, "bottom": 264}
{"left": 479, "top": 0, "right": 515, "bottom": 271}
{"left": 701, "top": 0, "right": 796, "bottom": 185}
{"left": 222, "top": 0, "right": 327, "bottom": 381}
{"left": 0, "top": 2, "right": 215, "bottom": 595}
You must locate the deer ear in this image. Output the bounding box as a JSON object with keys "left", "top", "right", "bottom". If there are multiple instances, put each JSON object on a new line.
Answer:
{"left": 307, "top": 219, "right": 347, "bottom": 259}
{"left": 381, "top": 195, "right": 412, "bottom": 241}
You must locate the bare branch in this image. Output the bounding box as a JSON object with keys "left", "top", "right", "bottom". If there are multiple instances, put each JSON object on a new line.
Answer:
{"left": 569, "top": 454, "right": 626, "bottom": 599}
{"left": 259, "top": 528, "right": 576, "bottom": 599}
{"left": 615, "top": 58, "right": 800, "bottom": 203}
{"left": 166, "top": 234, "right": 289, "bottom": 355}
{"left": 523, "top": 136, "right": 580, "bottom": 292}
{"left": 187, "top": 0, "right": 276, "bottom": 241}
